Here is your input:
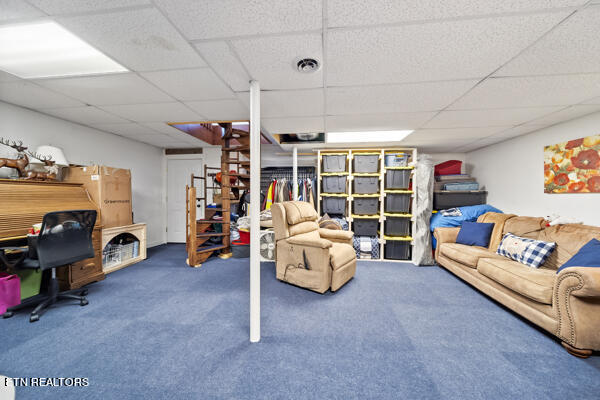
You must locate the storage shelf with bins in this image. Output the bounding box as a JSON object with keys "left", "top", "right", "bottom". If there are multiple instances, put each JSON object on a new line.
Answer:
{"left": 318, "top": 148, "right": 417, "bottom": 263}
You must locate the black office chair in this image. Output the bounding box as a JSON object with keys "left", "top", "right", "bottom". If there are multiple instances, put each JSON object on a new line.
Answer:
{"left": 1, "top": 210, "right": 97, "bottom": 322}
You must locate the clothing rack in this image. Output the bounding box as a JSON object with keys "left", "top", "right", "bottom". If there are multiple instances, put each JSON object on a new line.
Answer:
{"left": 260, "top": 167, "right": 315, "bottom": 194}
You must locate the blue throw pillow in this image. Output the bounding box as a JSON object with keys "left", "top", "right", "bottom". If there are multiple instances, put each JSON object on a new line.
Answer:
{"left": 456, "top": 221, "right": 495, "bottom": 247}
{"left": 496, "top": 233, "right": 556, "bottom": 268}
{"left": 557, "top": 239, "right": 600, "bottom": 273}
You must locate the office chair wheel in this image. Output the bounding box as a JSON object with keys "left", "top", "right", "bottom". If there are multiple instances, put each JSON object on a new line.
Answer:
{"left": 29, "top": 314, "right": 39, "bottom": 323}
{"left": 80, "top": 299, "right": 89, "bottom": 306}
{"left": 80, "top": 289, "right": 88, "bottom": 296}
{"left": 2, "top": 311, "right": 14, "bottom": 319}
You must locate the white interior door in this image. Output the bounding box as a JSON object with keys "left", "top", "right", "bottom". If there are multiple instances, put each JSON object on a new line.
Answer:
{"left": 167, "top": 158, "right": 203, "bottom": 243}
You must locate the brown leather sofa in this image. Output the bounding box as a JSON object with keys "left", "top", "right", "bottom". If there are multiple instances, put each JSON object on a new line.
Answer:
{"left": 271, "top": 201, "right": 356, "bottom": 293}
{"left": 434, "top": 212, "right": 600, "bottom": 358}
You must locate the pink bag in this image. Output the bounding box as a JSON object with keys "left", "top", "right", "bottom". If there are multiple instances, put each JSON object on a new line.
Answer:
{"left": 0, "top": 272, "right": 21, "bottom": 314}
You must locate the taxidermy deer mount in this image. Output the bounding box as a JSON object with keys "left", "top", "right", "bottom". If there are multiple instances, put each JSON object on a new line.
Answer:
{"left": 25, "top": 151, "right": 58, "bottom": 181}
{"left": 0, "top": 138, "right": 29, "bottom": 177}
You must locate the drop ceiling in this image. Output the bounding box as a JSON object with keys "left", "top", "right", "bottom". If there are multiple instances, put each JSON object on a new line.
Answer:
{"left": 0, "top": 0, "right": 599, "bottom": 151}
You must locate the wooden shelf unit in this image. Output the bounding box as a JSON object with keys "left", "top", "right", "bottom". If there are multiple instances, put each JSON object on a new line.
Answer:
{"left": 317, "top": 148, "right": 418, "bottom": 263}
{"left": 101, "top": 223, "right": 147, "bottom": 274}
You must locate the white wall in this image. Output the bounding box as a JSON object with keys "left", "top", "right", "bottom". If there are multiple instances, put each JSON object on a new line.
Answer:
{"left": 0, "top": 101, "right": 167, "bottom": 246}
{"left": 467, "top": 111, "right": 600, "bottom": 227}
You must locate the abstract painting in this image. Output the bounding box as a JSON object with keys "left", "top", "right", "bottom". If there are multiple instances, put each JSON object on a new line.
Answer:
{"left": 544, "top": 134, "right": 600, "bottom": 193}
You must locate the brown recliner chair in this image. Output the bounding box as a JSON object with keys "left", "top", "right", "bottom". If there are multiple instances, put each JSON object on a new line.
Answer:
{"left": 271, "top": 201, "right": 356, "bottom": 293}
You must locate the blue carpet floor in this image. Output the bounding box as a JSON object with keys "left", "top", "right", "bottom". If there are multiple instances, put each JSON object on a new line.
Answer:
{"left": 1, "top": 243, "right": 599, "bottom": 399}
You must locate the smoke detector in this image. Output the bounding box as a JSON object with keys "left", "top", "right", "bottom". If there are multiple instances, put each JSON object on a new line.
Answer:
{"left": 296, "top": 58, "right": 320, "bottom": 73}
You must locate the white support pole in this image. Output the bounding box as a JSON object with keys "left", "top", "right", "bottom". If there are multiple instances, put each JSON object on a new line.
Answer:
{"left": 249, "top": 80, "right": 261, "bottom": 343}
{"left": 292, "top": 146, "right": 298, "bottom": 201}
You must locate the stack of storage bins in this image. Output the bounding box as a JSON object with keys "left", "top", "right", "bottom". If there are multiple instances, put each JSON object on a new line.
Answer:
{"left": 351, "top": 152, "right": 380, "bottom": 259}
{"left": 383, "top": 152, "right": 412, "bottom": 260}
{"left": 321, "top": 153, "right": 349, "bottom": 218}
{"left": 433, "top": 160, "right": 487, "bottom": 210}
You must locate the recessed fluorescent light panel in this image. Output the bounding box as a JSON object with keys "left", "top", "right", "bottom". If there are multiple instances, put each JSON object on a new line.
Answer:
{"left": 326, "top": 130, "right": 413, "bottom": 143}
{"left": 0, "top": 21, "right": 127, "bottom": 79}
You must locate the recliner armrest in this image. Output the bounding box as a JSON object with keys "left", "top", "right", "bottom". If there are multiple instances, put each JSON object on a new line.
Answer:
{"left": 286, "top": 236, "right": 333, "bottom": 249}
{"left": 318, "top": 229, "right": 353, "bottom": 241}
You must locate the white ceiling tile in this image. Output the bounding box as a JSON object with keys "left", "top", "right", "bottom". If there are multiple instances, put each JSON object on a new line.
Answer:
{"left": 327, "top": 80, "right": 478, "bottom": 115}
{"left": 0, "top": 0, "right": 45, "bottom": 21}
{"left": 41, "top": 106, "right": 129, "bottom": 125}
{"left": 36, "top": 73, "right": 173, "bottom": 105}
{"left": 27, "top": 0, "right": 150, "bottom": 14}
{"left": 92, "top": 122, "right": 159, "bottom": 136}
{"left": 327, "top": 0, "right": 585, "bottom": 27}
{"left": 450, "top": 74, "right": 600, "bottom": 110}
{"left": 237, "top": 89, "right": 324, "bottom": 118}
{"left": 327, "top": 112, "right": 435, "bottom": 132}
{"left": 0, "top": 81, "right": 83, "bottom": 109}
{"left": 140, "top": 122, "right": 194, "bottom": 138}
{"left": 140, "top": 68, "right": 235, "bottom": 101}
{"left": 408, "top": 127, "right": 507, "bottom": 142}
{"left": 231, "top": 34, "right": 323, "bottom": 90}
{"left": 262, "top": 116, "right": 324, "bottom": 134}
{"left": 154, "top": 0, "right": 322, "bottom": 40}
{"left": 185, "top": 99, "right": 248, "bottom": 120}
{"left": 195, "top": 41, "right": 251, "bottom": 92}
{"left": 57, "top": 8, "right": 205, "bottom": 71}
{"left": 99, "top": 102, "right": 202, "bottom": 123}
{"left": 523, "top": 105, "right": 600, "bottom": 126}
{"left": 424, "top": 107, "right": 562, "bottom": 128}
{"left": 496, "top": 7, "right": 600, "bottom": 76}
{"left": 327, "top": 12, "right": 568, "bottom": 86}
{"left": 0, "top": 70, "right": 21, "bottom": 82}
{"left": 581, "top": 96, "right": 600, "bottom": 105}
{"left": 458, "top": 124, "right": 548, "bottom": 151}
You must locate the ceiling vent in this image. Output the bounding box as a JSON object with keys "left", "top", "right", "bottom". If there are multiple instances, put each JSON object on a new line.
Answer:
{"left": 296, "top": 58, "right": 320, "bottom": 73}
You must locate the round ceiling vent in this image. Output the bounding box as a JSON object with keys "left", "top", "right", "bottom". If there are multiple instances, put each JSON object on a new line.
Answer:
{"left": 296, "top": 58, "right": 320, "bottom": 73}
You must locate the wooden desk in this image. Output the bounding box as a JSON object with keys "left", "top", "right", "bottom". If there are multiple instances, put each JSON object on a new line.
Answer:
{"left": 0, "top": 179, "right": 105, "bottom": 289}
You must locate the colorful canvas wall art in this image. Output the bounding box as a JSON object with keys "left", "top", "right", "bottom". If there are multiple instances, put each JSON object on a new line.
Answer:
{"left": 544, "top": 134, "right": 600, "bottom": 193}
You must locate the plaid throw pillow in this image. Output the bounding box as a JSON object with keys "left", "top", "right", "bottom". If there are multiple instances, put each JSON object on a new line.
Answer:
{"left": 496, "top": 232, "right": 556, "bottom": 268}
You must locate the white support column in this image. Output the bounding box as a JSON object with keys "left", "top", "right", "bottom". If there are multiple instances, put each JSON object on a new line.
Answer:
{"left": 249, "top": 80, "right": 261, "bottom": 343}
{"left": 292, "top": 146, "right": 298, "bottom": 201}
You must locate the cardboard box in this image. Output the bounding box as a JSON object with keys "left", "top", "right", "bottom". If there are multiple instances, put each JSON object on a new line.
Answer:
{"left": 63, "top": 165, "right": 133, "bottom": 228}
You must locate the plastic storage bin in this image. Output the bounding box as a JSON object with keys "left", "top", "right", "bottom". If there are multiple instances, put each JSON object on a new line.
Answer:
{"left": 322, "top": 196, "right": 346, "bottom": 216}
{"left": 322, "top": 175, "right": 347, "bottom": 193}
{"left": 353, "top": 154, "right": 379, "bottom": 173}
{"left": 322, "top": 154, "right": 347, "bottom": 173}
{"left": 384, "top": 240, "right": 412, "bottom": 260}
{"left": 353, "top": 218, "right": 379, "bottom": 236}
{"left": 353, "top": 176, "right": 379, "bottom": 194}
{"left": 353, "top": 197, "right": 379, "bottom": 215}
{"left": 385, "top": 169, "right": 411, "bottom": 189}
{"left": 384, "top": 153, "right": 408, "bottom": 167}
{"left": 384, "top": 192, "right": 411, "bottom": 213}
{"left": 435, "top": 160, "right": 462, "bottom": 176}
{"left": 433, "top": 191, "right": 487, "bottom": 210}
{"left": 443, "top": 182, "right": 479, "bottom": 191}
{"left": 384, "top": 216, "right": 411, "bottom": 236}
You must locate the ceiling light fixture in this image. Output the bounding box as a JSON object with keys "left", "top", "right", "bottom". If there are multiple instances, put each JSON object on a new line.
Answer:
{"left": 326, "top": 130, "right": 414, "bottom": 143}
{"left": 0, "top": 21, "right": 128, "bottom": 79}
{"left": 296, "top": 58, "right": 320, "bottom": 73}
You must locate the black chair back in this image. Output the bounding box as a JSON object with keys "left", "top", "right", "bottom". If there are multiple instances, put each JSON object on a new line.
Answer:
{"left": 37, "top": 210, "right": 97, "bottom": 270}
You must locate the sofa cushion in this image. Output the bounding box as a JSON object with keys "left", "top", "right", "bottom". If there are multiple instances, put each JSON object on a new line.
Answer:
{"left": 283, "top": 201, "right": 318, "bottom": 225}
{"left": 477, "top": 258, "right": 556, "bottom": 304}
{"left": 497, "top": 233, "right": 556, "bottom": 268}
{"left": 538, "top": 224, "right": 600, "bottom": 270}
{"left": 440, "top": 243, "right": 502, "bottom": 269}
{"left": 456, "top": 221, "right": 495, "bottom": 247}
{"left": 330, "top": 243, "right": 356, "bottom": 270}
{"left": 288, "top": 221, "right": 319, "bottom": 236}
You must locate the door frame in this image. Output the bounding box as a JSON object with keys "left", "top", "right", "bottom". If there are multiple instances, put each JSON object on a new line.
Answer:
{"left": 165, "top": 154, "right": 204, "bottom": 243}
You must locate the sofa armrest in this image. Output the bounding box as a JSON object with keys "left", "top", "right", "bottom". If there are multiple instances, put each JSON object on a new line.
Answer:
{"left": 287, "top": 236, "right": 333, "bottom": 249}
{"left": 554, "top": 267, "right": 600, "bottom": 351}
{"left": 433, "top": 227, "right": 460, "bottom": 260}
{"left": 318, "top": 229, "right": 353, "bottom": 243}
